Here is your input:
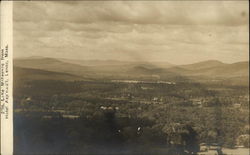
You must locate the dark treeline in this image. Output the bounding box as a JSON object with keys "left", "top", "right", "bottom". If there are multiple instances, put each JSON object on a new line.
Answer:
{"left": 14, "top": 111, "right": 200, "bottom": 155}
{"left": 14, "top": 79, "right": 249, "bottom": 154}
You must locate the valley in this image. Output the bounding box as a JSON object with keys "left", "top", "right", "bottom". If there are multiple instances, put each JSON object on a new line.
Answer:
{"left": 13, "top": 57, "right": 249, "bottom": 154}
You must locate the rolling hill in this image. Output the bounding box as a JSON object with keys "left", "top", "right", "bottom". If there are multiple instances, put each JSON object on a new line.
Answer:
{"left": 14, "top": 57, "right": 93, "bottom": 77}
{"left": 14, "top": 67, "right": 84, "bottom": 81}
{"left": 14, "top": 57, "right": 175, "bottom": 78}
{"left": 58, "top": 58, "right": 174, "bottom": 69}
{"left": 179, "top": 60, "right": 226, "bottom": 70}
{"left": 181, "top": 61, "right": 249, "bottom": 77}
{"left": 14, "top": 57, "right": 249, "bottom": 85}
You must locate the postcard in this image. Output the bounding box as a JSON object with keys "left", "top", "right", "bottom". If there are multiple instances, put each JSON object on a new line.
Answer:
{"left": 1, "top": 1, "right": 249, "bottom": 154}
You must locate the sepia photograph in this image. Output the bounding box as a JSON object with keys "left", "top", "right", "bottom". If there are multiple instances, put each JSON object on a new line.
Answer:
{"left": 9, "top": 1, "right": 250, "bottom": 154}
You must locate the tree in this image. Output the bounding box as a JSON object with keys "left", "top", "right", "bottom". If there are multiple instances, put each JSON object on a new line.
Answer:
{"left": 181, "top": 125, "right": 199, "bottom": 154}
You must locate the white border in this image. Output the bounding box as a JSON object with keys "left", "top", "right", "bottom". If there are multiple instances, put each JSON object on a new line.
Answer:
{"left": 1, "top": 1, "right": 13, "bottom": 155}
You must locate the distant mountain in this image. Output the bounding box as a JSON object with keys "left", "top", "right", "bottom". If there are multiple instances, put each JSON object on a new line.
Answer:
{"left": 179, "top": 60, "right": 226, "bottom": 70}
{"left": 182, "top": 61, "right": 249, "bottom": 77}
{"left": 151, "top": 61, "right": 175, "bottom": 69}
{"left": 14, "top": 57, "right": 174, "bottom": 77}
{"left": 14, "top": 57, "right": 93, "bottom": 77}
{"left": 58, "top": 58, "right": 132, "bottom": 67}
{"left": 14, "top": 67, "right": 84, "bottom": 81}
{"left": 128, "top": 66, "right": 165, "bottom": 75}
{"left": 58, "top": 58, "right": 174, "bottom": 68}
{"left": 14, "top": 57, "right": 249, "bottom": 84}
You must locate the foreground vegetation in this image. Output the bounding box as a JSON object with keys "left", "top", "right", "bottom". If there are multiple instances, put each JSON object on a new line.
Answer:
{"left": 14, "top": 79, "right": 249, "bottom": 154}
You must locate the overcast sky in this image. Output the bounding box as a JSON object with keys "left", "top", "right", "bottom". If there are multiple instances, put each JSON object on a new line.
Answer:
{"left": 13, "top": 1, "right": 249, "bottom": 64}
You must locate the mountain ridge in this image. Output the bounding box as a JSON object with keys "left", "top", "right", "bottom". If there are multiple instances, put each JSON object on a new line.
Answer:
{"left": 14, "top": 57, "right": 249, "bottom": 83}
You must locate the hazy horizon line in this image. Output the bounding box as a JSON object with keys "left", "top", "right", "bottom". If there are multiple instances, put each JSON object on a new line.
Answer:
{"left": 13, "top": 55, "right": 249, "bottom": 66}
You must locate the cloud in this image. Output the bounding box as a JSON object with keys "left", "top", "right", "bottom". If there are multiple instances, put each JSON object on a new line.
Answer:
{"left": 13, "top": 1, "right": 249, "bottom": 64}
{"left": 14, "top": 1, "right": 248, "bottom": 26}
